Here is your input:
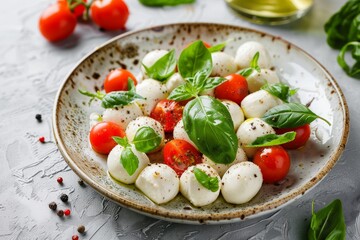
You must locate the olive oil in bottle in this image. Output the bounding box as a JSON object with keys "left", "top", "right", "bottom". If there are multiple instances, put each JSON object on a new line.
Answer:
{"left": 225, "top": 0, "right": 313, "bottom": 25}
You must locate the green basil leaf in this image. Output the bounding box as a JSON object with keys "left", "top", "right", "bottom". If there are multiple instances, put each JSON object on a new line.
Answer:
{"left": 113, "top": 136, "right": 130, "bottom": 148}
{"left": 262, "top": 103, "right": 331, "bottom": 128}
{"left": 178, "top": 40, "right": 212, "bottom": 79}
{"left": 120, "top": 147, "right": 139, "bottom": 176}
{"left": 132, "top": 126, "right": 162, "bottom": 153}
{"left": 337, "top": 41, "right": 360, "bottom": 79}
{"left": 246, "top": 132, "right": 296, "bottom": 147}
{"left": 261, "top": 83, "right": 297, "bottom": 103}
{"left": 142, "top": 49, "right": 176, "bottom": 81}
{"left": 101, "top": 91, "right": 144, "bottom": 109}
{"left": 208, "top": 42, "right": 226, "bottom": 53}
{"left": 202, "top": 77, "right": 226, "bottom": 91}
{"left": 183, "top": 96, "right": 238, "bottom": 164}
{"left": 238, "top": 52, "right": 261, "bottom": 77}
{"left": 168, "top": 82, "right": 197, "bottom": 101}
{"left": 193, "top": 167, "right": 219, "bottom": 192}
{"left": 127, "top": 78, "right": 136, "bottom": 92}
{"left": 308, "top": 199, "right": 346, "bottom": 240}
{"left": 192, "top": 69, "right": 209, "bottom": 91}
{"left": 78, "top": 89, "right": 105, "bottom": 105}
{"left": 138, "top": 0, "right": 195, "bottom": 7}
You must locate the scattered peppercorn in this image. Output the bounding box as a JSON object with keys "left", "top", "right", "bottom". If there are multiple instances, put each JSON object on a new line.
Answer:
{"left": 57, "top": 177, "right": 63, "bottom": 184}
{"left": 60, "top": 193, "right": 68, "bottom": 203}
{"left": 78, "top": 179, "right": 85, "bottom": 187}
{"left": 39, "top": 136, "right": 45, "bottom": 143}
{"left": 64, "top": 209, "right": 71, "bottom": 216}
{"left": 77, "top": 225, "right": 85, "bottom": 234}
{"left": 35, "top": 114, "right": 42, "bottom": 122}
{"left": 57, "top": 210, "right": 64, "bottom": 217}
{"left": 48, "top": 202, "right": 57, "bottom": 211}
{"left": 72, "top": 235, "right": 79, "bottom": 240}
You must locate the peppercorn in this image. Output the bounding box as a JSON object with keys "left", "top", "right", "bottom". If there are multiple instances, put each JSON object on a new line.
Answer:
{"left": 72, "top": 235, "right": 79, "bottom": 240}
{"left": 57, "top": 177, "right": 63, "bottom": 184}
{"left": 57, "top": 210, "right": 64, "bottom": 217}
{"left": 78, "top": 179, "right": 85, "bottom": 187}
{"left": 64, "top": 209, "right": 71, "bottom": 216}
{"left": 39, "top": 136, "right": 45, "bottom": 143}
{"left": 35, "top": 114, "right": 42, "bottom": 122}
{"left": 60, "top": 193, "right": 68, "bottom": 202}
{"left": 77, "top": 225, "right": 85, "bottom": 234}
{"left": 48, "top": 202, "right": 57, "bottom": 211}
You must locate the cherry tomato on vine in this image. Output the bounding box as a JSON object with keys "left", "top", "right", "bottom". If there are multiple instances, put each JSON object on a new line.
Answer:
{"left": 89, "top": 121, "right": 125, "bottom": 154}
{"left": 163, "top": 139, "right": 202, "bottom": 176}
{"left": 150, "top": 100, "right": 184, "bottom": 132}
{"left": 214, "top": 73, "right": 248, "bottom": 105}
{"left": 104, "top": 68, "right": 137, "bottom": 93}
{"left": 39, "top": 3, "right": 77, "bottom": 42}
{"left": 90, "top": 0, "right": 129, "bottom": 30}
{"left": 253, "top": 146, "right": 290, "bottom": 184}
{"left": 58, "top": 0, "right": 87, "bottom": 18}
{"left": 275, "top": 124, "right": 311, "bottom": 149}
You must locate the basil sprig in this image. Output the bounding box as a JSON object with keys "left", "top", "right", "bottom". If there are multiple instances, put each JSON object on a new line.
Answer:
{"left": 208, "top": 42, "right": 226, "bottom": 53}
{"left": 132, "top": 126, "right": 162, "bottom": 153}
{"left": 79, "top": 79, "right": 143, "bottom": 109}
{"left": 113, "top": 137, "right": 139, "bottom": 176}
{"left": 308, "top": 199, "right": 346, "bottom": 240}
{"left": 262, "top": 103, "right": 331, "bottom": 128}
{"left": 337, "top": 41, "right": 360, "bottom": 79}
{"left": 261, "top": 83, "right": 298, "bottom": 103}
{"left": 238, "top": 52, "right": 261, "bottom": 77}
{"left": 246, "top": 132, "right": 296, "bottom": 147}
{"left": 142, "top": 49, "right": 176, "bottom": 81}
{"left": 138, "top": 0, "right": 195, "bottom": 7}
{"left": 193, "top": 167, "right": 219, "bottom": 192}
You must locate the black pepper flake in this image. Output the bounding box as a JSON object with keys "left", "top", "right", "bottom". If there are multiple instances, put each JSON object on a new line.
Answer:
{"left": 49, "top": 202, "right": 57, "bottom": 211}
{"left": 77, "top": 225, "right": 86, "bottom": 234}
{"left": 35, "top": 114, "right": 42, "bottom": 122}
{"left": 57, "top": 210, "right": 64, "bottom": 217}
{"left": 60, "top": 194, "right": 68, "bottom": 203}
{"left": 78, "top": 179, "right": 85, "bottom": 187}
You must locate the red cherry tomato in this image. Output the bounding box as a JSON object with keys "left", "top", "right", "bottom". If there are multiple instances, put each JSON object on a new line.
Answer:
{"left": 163, "top": 139, "right": 202, "bottom": 176}
{"left": 253, "top": 146, "right": 290, "bottom": 184}
{"left": 150, "top": 100, "right": 184, "bottom": 132}
{"left": 90, "top": 0, "right": 129, "bottom": 30}
{"left": 58, "top": 0, "right": 87, "bottom": 18}
{"left": 104, "top": 68, "right": 137, "bottom": 93}
{"left": 214, "top": 73, "right": 248, "bottom": 105}
{"left": 275, "top": 124, "right": 311, "bottom": 149}
{"left": 39, "top": 3, "right": 77, "bottom": 42}
{"left": 89, "top": 121, "right": 125, "bottom": 154}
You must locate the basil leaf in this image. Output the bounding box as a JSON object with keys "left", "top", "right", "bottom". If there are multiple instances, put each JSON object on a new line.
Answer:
{"left": 142, "top": 49, "right": 176, "bottom": 81}
{"left": 308, "top": 199, "right": 346, "bottom": 240}
{"left": 261, "top": 83, "right": 297, "bottom": 103}
{"left": 183, "top": 96, "right": 238, "bottom": 164}
{"left": 101, "top": 91, "right": 144, "bottom": 109}
{"left": 138, "top": 0, "right": 195, "bottom": 7}
{"left": 78, "top": 89, "right": 105, "bottom": 105}
{"left": 193, "top": 167, "right": 219, "bottom": 192}
{"left": 246, "top": 132, "right": 296, "bottom": 147}
{"left": 238, "top": 52, "right": 261, "bottom": 77}
{"left": 178, "top": 40, "right": 212, "bottom": 79}
{"left": 262, "top": 103, "right": 331, "bottom": 128}
{"left": 208, "top": 42, "right": 226, "bottom": 53}
{"left": 120, "top": 147, "right": 139, "bottom": 176}
{"left": 127, "top": 78, "right": 136, "bottom": 92}
{"left": 132, "top": 126, "right": 162, "bottom": 153}
{"left": 113, "top": 136, "right": 130, "bottom": 148}
{"left": 168, "top": 82, "right": 197, "bottom": 101}
{"left": 337, "top": 41, "right": 360, "bottom": 79}
{"left": 192, "top": 69, "right": 209, "bottom": 91}
{"left": 202, "top": 77, "right": 226, "bottom": 91}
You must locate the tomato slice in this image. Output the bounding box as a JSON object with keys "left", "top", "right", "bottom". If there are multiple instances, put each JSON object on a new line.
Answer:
{"left": 89, "top": 121, "right": 125, "bottom": 154}
{"left": 150, "top": 100, "right": 184, "bottom": 132}
{"left": 253, "top": 146, "right": 290, "bottom": 184}
{"left": 275, "top": 124, "right": 311, "bottom": 149}
{"left": 104, "top": 68, "right": 137, "bottom": 93}
{"left": 214, "top": 73, "right": 248, "bottom": 105}
{"left": 163, "top": 139, "right": 202, "bottom": 176}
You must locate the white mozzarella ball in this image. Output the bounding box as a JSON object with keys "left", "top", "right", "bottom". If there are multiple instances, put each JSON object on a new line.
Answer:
{"left": 136, "top": 72, "right": 144, "bottom": 85}
{"left": 135, "top": 79, "right": 168, "bottom": 115}
{"left": 166, "top": 73, "right": 186, "bottom": 93}
{"left": 141, "top": 50, "right": 169, "bottom": 77}
{"left": 126, "top": 116, "right": 165, "bottom": 151}
{"left": 221, "top": 162, "right": 263, "bottom": 204}
{"left": 202, "top": 146, "right": 247, "bottom": 177}
{"left": 89, "top": 112, "right": 101, "bottom": 129}
{"left": 102, "top": 103, "right": 143, "bottom": 130}
{"left": 199, "top": 88, "right": 215, "bottom": 97}
{"left": 241, "top": 90, "right": 283, "bottom": 119}
{"left": 221, "top": 100, "right": 245, "bottom": 131}
{"left": 246, "top": 69, "right": 280, "bottom": 93}
{"left": 135, "top": 163, "right": 179, "bottom": 204}
{"left": 211, "top": 52, "right": 237, "bottom": 77}
{"left": 235, "top": 41, "right": 272, "bottom": 69}
{"left": 237, "top": 118, "right": 275, "bottom": 158}
{"left": 173, "top": 120, "right": 197, "bottom": 149}
{"left": 180, "top": 164, "right": 221, "bottom": 207}
{"left": 107, "top": 145, "right": 150, "bottom": 184}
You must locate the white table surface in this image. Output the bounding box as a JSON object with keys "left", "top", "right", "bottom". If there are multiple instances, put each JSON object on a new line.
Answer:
{"left": 1, "top": 0, "right": 359, "bottom": 239}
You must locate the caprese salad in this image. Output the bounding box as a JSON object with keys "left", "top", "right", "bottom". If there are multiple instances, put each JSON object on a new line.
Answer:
{"left": 79, "top": 40, "right": 330, "bottom": 206}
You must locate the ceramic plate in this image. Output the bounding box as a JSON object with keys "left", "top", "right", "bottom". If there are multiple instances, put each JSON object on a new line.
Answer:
{"left": 52, "top": 23, "right": 349, "bottom": 224}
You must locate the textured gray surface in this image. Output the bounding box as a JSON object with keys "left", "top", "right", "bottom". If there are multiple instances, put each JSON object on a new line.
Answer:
{"left": 0, "top": 0, "right": 359, "bottom": 239}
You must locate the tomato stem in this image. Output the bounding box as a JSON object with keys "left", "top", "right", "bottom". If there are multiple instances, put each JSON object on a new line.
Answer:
{"left": 67, "top": 0, "right": 94, "bottom": 21}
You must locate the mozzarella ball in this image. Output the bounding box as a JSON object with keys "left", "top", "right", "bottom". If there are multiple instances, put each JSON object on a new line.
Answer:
{"left": 89, "top": 112, "right": 101, "bottom": 129}
{"left": 173, "top": 120, "right": 197, "bottom": 149}
{"left": 221, "top": 162, "right": 263, "bottom": 204}
{"left": 107, "top": 145, "right": 150, "bottom": 184}
{"left": 180, "top": 164, "right": 221, "bottom": 207}
{"left": 102, "top": 103, "right": 143, "bottom": 129}
{"left": 135, "top": 79, "right": 168, "bottom": 115}
{"left": 136, "top": 72, "right": 144, "bottom": 85}
{"left": 135, "top": 163, "right": 179, "bottom": 204}
{"left": 246, "top": 69, "right": 280, "bottom": 93}
{"left": 221, "top": 100, "right": 245, "bottom": 131}
{"left": 141, "top": 50, "right": 169, "bottom": 77}
{"left": 241, "top": 90, "right": 283, "bottom": 119}
{"left": 237, "top": 118, "right": 275, "bottom": 158}
{"left": 235, "top": 41, "right": 272, "bottom": 69}
{"left": 166, "top": 73, "right": 186, "bottom": 93}
{"left": 202, "top": 146, "right": 247, "bottom": 177}
{"left": 211, "top": 52, "right": 237, "bottom": 77}
{"left": 199, "top": 88, "right": 215, "bottom": 97}
{"left": 126, "top": 116, "right": 165, "bottom": 151}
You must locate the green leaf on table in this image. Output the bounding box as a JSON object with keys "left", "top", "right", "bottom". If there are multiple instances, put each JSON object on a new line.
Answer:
{"left": 142, "top": 49, "right": 176, "bottom": 81}
{"left": 193, "top": 167, "right": 219, "bottom": 192}
{"left": 261, "top": 83, "right": 298, "bottom": 103}
{"left": 120, "top": 147, "right": 139, "bottom": 176}
{"left": 132, "top": 126, "right": 162, "bottom": 153}
{"left": 337, "top": 41, "right": 360, "bottom": 79}
{"left": 246, "top": 132, "right": 296, "bottom": 147}
{"left": 138, "top": 0, "right": 195, "bottom": 7}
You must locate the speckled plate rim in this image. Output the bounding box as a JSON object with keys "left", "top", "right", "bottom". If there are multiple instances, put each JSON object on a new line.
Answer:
{"left": 52, "top": 22, "right": 350, "bottom": 224}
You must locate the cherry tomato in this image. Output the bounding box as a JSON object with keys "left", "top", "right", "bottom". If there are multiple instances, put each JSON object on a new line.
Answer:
{"left": 104, "top": 68, "right": 137, "bottom": 93}
{"left": 163, "top": 139, "right": 202, "bottom": 176}
{"left": 90, "top": 0, "right": 129, "bottom": 30}
{"left": 275, "top": 124, "right": 311, "bottom": 150}
{"left": 214, "top": 73, "right": 248, "bottom": 105}
{"left": 150, "top": 100, "right": 184, "bottom": 132}
{"left": 89, "top": 121, "right": 125, "bottom": 154}
{"left": 253, "top": 146, "right": 290, "bottom": 184}
{"left": 58, "top": 0, "right": 87, "bottom": 18}
{"left": 39, "top": 3, "right": 77, "bottom": 42}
